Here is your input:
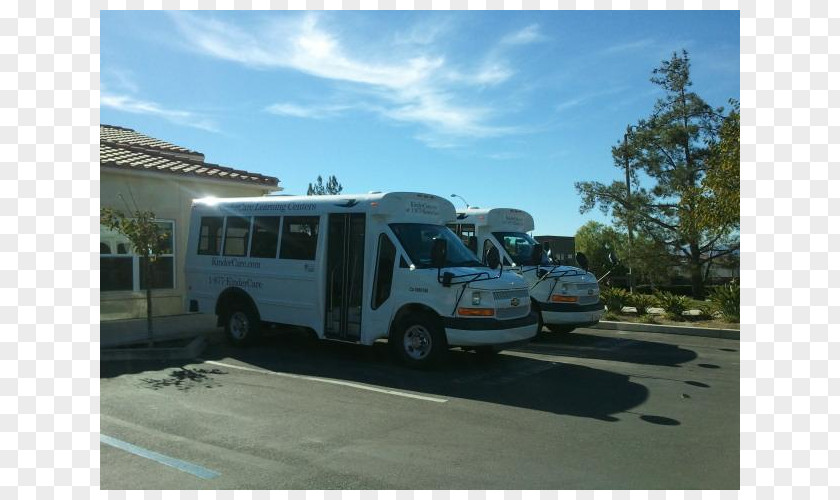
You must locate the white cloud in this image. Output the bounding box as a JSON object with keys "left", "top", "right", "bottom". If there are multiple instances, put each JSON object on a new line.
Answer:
{"left": 500, "top": 25, "right": 547, "bottom": 46}
{"left": 265, "top": 102, "right": 353, "bottom": 119}
{"left": 599, "top": 38, "right": 656, "bottom": 55}
{"left": 101, "top": 92, "right": 219, "bottom": 132}
{"left": 170, "top": 12, "right": 522, "bottom": 146}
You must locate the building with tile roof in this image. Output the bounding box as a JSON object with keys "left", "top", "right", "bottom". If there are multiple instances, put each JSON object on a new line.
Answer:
{"left": 101, "top": 124, "right": 282, "bottom": 321}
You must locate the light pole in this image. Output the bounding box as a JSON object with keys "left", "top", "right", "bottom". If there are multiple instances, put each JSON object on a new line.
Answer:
{"left": 623, "top": 125, "right": 635, "bottom": 294}
{"left": 450, "top": 193, "right": 470, "bottom": 209}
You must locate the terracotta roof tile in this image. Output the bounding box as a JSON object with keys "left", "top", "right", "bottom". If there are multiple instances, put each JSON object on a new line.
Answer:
{"left": 100, "top": 139, "right": 280, "bottom": 188}
{"left": 100, "top": 124, "right": 203, "bottom": 158}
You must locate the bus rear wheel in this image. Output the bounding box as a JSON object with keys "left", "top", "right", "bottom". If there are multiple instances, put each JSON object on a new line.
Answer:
{"left": 390, "top": 313, "right": 447, "bottom": 368}
{"left": 224, "top": 303, "right": 261, "bottom": 346}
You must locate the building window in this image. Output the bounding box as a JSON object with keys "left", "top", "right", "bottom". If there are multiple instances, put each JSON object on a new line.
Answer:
{"left": 100, "top": 220, "right": 176, "bottom": 291}
{"left": 279, "top": 216, "right": 319, "bottom": 260}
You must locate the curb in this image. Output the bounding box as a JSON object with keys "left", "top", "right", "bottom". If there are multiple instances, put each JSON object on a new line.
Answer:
{"left": 592, "top": 321, "right": 739, "bottom": 340}
{"left": 101, "top": 335, "right": 208, "bottom": 362}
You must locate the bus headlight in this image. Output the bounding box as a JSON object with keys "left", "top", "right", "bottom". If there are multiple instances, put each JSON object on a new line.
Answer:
{"left": 472, "top": 291, "right": 482, "bottom": 305}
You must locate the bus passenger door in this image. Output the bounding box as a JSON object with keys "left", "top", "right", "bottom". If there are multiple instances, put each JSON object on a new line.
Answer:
{"left": 325, "top": 213, "right": 366, "bottom": 341}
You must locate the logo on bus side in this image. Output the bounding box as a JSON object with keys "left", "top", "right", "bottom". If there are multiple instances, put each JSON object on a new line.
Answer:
{"left": 406, "top": 201, "right": 439, "bottom": 216}
{"left": 207, "top": 275, "right": 263, "bottom": 290}
{"left": 408, "top": 286, "right": 429, "bottom": 293}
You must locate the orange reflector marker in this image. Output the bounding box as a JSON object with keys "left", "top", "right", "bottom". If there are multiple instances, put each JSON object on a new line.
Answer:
{"left": 550, "top": 295, "right": 578, "bottom": 303}
{"left": 457, "top": 307, "right": 495, "bottom": 317}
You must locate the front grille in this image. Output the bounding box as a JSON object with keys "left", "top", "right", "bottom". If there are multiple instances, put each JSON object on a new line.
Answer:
{"left": 493, "top": 289, "right": 530, "bottom": 300}
{"left": 496, "top": 305, "right": 530, "bottom": 320}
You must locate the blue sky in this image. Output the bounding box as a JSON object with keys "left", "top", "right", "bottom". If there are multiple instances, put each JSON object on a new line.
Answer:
{"left": 101, "top": 10, "right": 739, "bottom": 236}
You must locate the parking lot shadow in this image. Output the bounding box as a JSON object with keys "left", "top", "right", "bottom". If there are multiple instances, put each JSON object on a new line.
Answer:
{"left": 517, "top": 330, "right": 698, "bottom": 367}
{"left": 199, "top": 331, "right": 651, "bottom": 422}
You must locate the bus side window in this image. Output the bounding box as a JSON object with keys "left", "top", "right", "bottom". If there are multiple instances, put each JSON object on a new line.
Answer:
{"left": 198, "top": 216, "right": 224, "bottom": 255}
{"left": 249, "top": 216, "right": 281, "bottom": 258}
{"left": 280, "top": 216, "right": 319, "bottom": 260}
{"left": 223, "top": 216, "right": 251, "bottom": 257}
{"left": 372, "top": 234, "right": 397, "bottom": 309}
{"left": 467, "top": 236, "right": 478, "bottom": 254}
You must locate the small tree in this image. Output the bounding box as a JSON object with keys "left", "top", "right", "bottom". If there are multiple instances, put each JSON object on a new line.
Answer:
{"left": 574, "top": 221, "right": 627, "bottom": 281}
{"left": 307, "top": 175, "right": 343, "bottom": 195}
{"left": 101, "top": 207, "right": 170, "bottom": 346}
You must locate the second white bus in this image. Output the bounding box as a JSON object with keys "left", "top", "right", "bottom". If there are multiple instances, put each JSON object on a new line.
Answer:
{"left": 448, "top": 207, "right": 604, "bottom": 334}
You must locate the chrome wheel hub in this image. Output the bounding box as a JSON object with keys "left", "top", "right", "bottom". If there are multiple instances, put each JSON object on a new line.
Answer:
{"left": 404, "top": 325, "right": 432, "bottom": 360}
{"left": 229, "top": 312, "right": 249, "bottom": 340}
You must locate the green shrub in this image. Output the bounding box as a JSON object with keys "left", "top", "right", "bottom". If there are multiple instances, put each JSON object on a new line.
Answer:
{"left": 708, "top": 282, "right": 740, "bottom": 322}
{"left": 693, "top": 303, "right": 714, "bottom": 321}
{"left": 600, "top": 287, "right": 630, "bottom": 312}
{"left": 603, "top": 311, "right": 620, "bottom": 321}
{"left": 626, "top": 293, "right": 656, "bottom": 316}
{"left": 655, "top": 291, "right": 691, "bottom": 321}
{"left": 638, "top": 313, "right": 658, "bottom": 324}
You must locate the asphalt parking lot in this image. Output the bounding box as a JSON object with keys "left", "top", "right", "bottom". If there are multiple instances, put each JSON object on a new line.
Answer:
{"left": 100, "top": 326, "right": 739, "bottom": 490}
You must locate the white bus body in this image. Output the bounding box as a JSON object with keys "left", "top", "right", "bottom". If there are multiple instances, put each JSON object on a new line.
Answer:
{"left": 185, "top": 192, "right": 538, "bottom": 366}
{"left": 447, "top": 207, "right": 603, "bottom": 334}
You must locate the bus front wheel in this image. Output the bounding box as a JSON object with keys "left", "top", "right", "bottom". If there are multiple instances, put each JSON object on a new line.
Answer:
{"left": 546, "top": 324, "right": 576, "bottom": 334}
{"left": 390, "top": 313, "right": 447, "bottom": 368}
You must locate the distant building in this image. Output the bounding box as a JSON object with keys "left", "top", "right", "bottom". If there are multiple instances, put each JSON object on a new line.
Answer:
{"left": 100, "top": 124, "right": 281, "bottom": 320}
{"left": 534, "top": 235, "right": 576, "bottom": 266}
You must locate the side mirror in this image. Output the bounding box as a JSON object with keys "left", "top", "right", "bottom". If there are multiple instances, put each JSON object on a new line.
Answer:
{"left": 431, "top": 238, "right": 447, "bottom": 269}
{"left": 608, "top": 251, "right": 619, "bottom": 266}
{"left": 531, "top": 244, "right": 543, "bottom": 265}
{"left": 575, "top": 252, "right": 589, "bottom": 271}
{"left": 485, "top": 246, "right": 501, "bottom": 269}
{"left": 542, "top": 241, "right": 551, "bottom": 253}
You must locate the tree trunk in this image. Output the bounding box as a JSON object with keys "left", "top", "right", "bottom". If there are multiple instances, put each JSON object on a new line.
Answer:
{"left": 689, "top": 245, "right": 705, "bottom": 299}
{"left": 145, "top": 257, "right": 154, "bottom": 347}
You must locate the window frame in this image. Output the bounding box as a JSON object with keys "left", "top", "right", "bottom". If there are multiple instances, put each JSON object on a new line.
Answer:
{"left": 279, "top": 215, "right": 320, "bottom": 261}
{"left": 100, "top": 219, "right": 177, "bottom": 292}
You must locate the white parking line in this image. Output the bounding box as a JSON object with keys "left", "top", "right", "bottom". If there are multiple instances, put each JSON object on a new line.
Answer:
{"left": 201, "top": 360, "right": 448, "bottom": 403}
{"left": 101, "top": 434, "right": 220, "bottom": 479}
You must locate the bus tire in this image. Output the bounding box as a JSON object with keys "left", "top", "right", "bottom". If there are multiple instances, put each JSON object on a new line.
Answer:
{"left": 390, "top": 312, "right": 447, "bottom": 368}
{"left": 546, "top": 324, "right": 576, "bottom": 335}
{"left": 224, "top": 302, "right": 261, "bottom": 347}
{"left": 474, "top": 345, "right": 503, "bottom": 358}
{"left": 531, "top": 300, "right": 544, "bottom": 336}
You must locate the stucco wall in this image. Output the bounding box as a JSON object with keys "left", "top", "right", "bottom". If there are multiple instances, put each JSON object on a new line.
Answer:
{"left": 101, "top": 169, "right": 277, "bottom": 320}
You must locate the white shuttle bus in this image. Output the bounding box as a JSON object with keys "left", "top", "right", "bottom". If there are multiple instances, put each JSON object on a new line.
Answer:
{"left": 447, "top": 207, "right": 603, "bottom": 334}
{"left": 185, "top": 192, "right": 538, "bottom": 367}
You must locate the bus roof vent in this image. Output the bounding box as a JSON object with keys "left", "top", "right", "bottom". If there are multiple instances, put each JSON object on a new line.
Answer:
{"left": 368, "top": 191, "right": 382, "bottom": 194}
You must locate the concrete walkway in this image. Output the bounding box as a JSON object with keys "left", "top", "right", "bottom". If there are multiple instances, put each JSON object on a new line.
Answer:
{"left": 101, "top": 313, "right": 221, "bottom": 348}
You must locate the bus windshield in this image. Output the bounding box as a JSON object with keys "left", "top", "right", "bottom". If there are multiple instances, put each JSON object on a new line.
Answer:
{"left": 492, "top": 232, "right": 549, "bottom": 266}
{"left": 390, "top": 223, "right": 484, "bottom": 269}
